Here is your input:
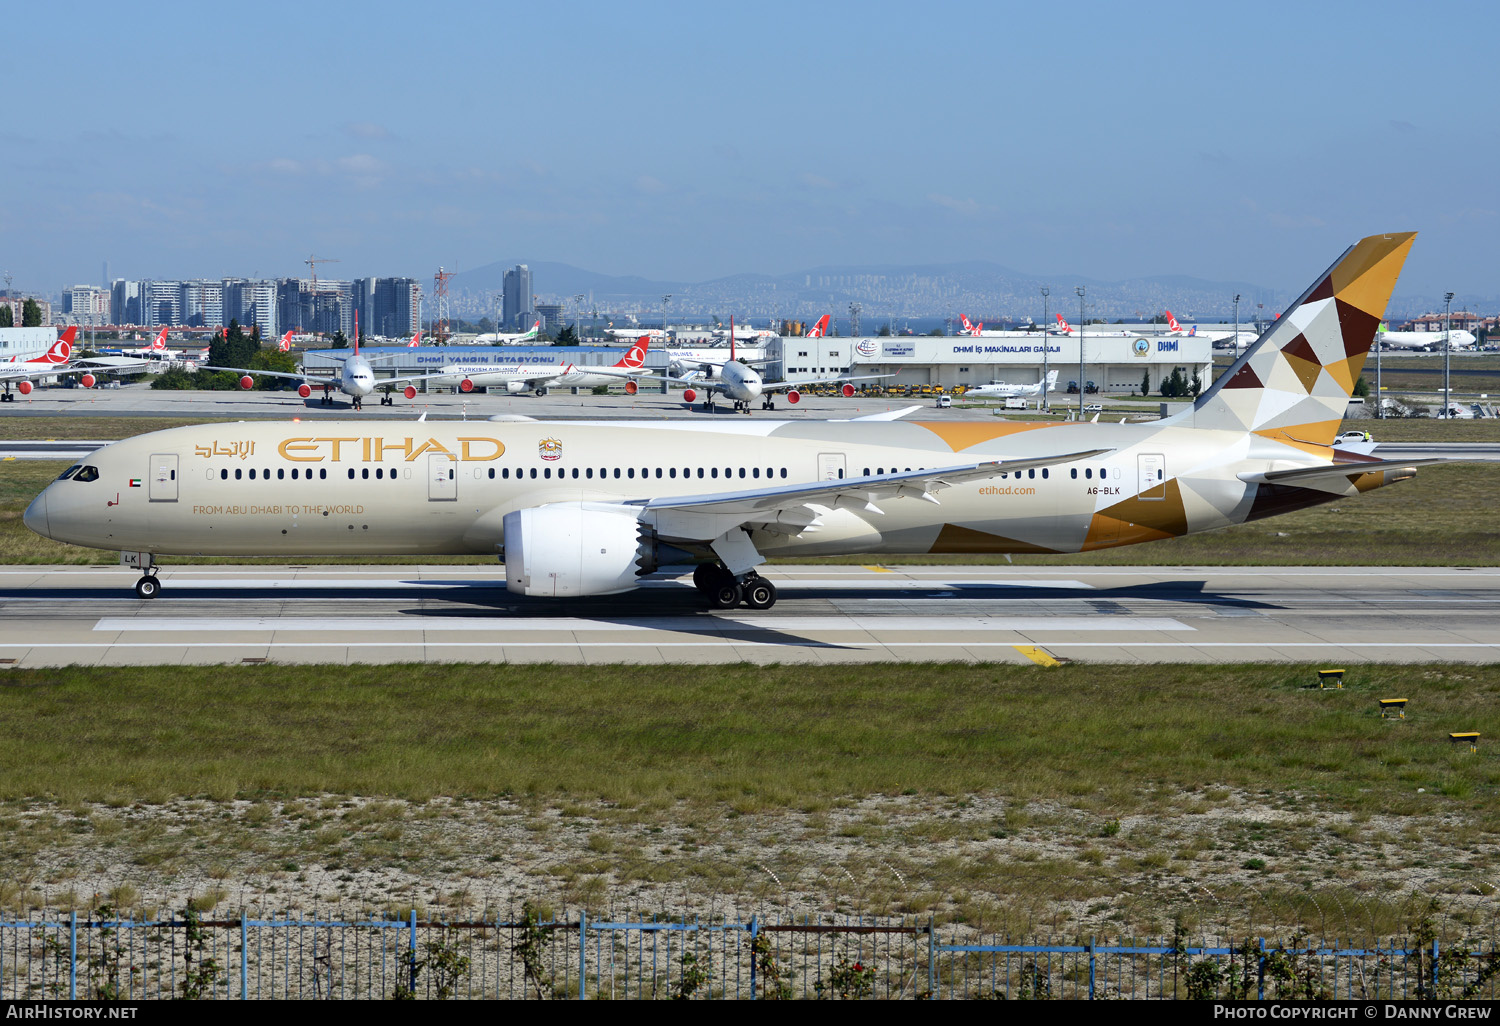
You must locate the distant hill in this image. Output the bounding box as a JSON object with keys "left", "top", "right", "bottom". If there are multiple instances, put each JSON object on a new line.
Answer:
{"left": 450, "top": 259, "right": 1490, "bottom": 322}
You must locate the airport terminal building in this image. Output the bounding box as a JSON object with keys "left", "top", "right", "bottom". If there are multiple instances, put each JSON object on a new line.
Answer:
{"left": 307, "top": 331, "right": 1213, "bottom": 395}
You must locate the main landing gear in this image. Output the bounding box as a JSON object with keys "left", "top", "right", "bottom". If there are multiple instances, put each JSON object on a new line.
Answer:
{"left": 731, "top": 399, "right": 753, "bottom": 414}
{"left": 380, "top": 388, "right": 395, "bottom": 406}
{"left": 692, "top": 562, "right": 777, "bottom": 610}
{"left": 760, "top": 398, "right": 776, "bottom": 410}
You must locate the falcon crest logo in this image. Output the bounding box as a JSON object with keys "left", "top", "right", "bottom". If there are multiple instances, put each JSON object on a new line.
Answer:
{"left": 538, "top": 437, "right": 563, "bottom": 461}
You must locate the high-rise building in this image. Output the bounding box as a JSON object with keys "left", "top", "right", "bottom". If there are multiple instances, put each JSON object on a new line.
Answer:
{"left": 111, "top": 279, "right": 147, "bottom": 325}
{"left": 146, "top": 281, "right": 181, "bottom": 325}
{"left": 222, "top": 279, "right": 278, "bottom": 337}
{"left": 179, "top": 280, "right": 224, "bottom": 328}
{"left": 372, "top": 277, "right": 419, "bottom": 338}
{"left": 503, "top": 264, "right": 533, "bottom": 330}
{"left": 64, "top": 285, "right": 110, "bottom": 325}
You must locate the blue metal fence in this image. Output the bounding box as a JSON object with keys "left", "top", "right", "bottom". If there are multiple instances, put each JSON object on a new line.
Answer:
{"left": 2, "top": 907, "right": 1496, "bottom": 999}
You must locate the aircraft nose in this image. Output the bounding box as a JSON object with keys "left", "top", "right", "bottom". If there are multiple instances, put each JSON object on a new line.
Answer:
{"left": 23, "top": 490, "right": 49, "bottom": 538}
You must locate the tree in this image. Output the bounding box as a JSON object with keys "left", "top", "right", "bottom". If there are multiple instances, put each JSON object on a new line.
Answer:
{"left": 0, "top": 304, "right": 11, "bottom": 327}
{"left": 1141, "top": 368, "right": 1151, "bottom": 396}
{"left": 21, "top": 299, "right": 42, "bottom": 327}
{"left": 554, "top": 325, "right": 579, "bottom": 346}
{"left": 1353, "top": 376, "right": 1371, "bottom": 397}
{"left": 209, "top": 320, "right": 256, "bottom": 369}
{"left": 877, "top": 324, "right": 892, "bottom": 337}
{"left": 1190, "top": 370, "right": 1202, "bottom": 397}
{"left": 927, "top": 327, "right": 944, "bottom": 336}
{"left": 329, "top": 330, "right": 348, "bottom": 350}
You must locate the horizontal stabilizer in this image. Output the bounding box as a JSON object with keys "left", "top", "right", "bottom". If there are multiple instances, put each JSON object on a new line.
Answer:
{"left": 1236, "top": 457, "right": 1452, "bottom": 486}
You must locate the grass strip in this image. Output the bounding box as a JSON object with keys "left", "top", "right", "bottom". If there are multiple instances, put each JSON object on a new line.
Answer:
{"left": 1, "top": 663, "right": 1496, "bottom": 819}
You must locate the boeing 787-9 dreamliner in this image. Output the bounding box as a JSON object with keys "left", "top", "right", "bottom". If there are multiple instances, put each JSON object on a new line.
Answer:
{"left": 27, "top": 233, "right": 1446, "bottom": 610}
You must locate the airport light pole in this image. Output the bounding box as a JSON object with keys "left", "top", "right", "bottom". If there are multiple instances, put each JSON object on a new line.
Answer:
{"left": 1040, "top": 286, "right": 1050, "bottom": 411}
{"left": 1444, "top": 291, "right": 1454, "bottom": 418}
{"left": 573, "top": 294, "right": 584, "bottom": 341}
{"left": 662, "top": 294, "right": 672, "bottom": 344}
{"left": 1232, "top": 294, "right": 1241, "bottom": 362}
{"left": 1376, "top": 316, "right": 1384, "bottom": 419}
{"left": 1076, "top": 286, "right": 1086, "bottom": 417}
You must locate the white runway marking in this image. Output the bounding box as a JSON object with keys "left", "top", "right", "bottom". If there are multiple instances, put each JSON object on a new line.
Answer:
{"left": 93, "top": 616, "right": 1191, "bottom": 633}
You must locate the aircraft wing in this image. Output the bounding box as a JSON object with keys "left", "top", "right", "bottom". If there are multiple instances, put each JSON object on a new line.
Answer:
{"left": 200, "top": 365, "right": 309, "bottom": 383}
{"left": 623, "top": 449, "right": 1110, "bottom": 540}
{"left": 763, "top": 373, "right": 892, "bottom": 393}
{"left": 1236, "top": 457, "right": 1455, "bottom": 487}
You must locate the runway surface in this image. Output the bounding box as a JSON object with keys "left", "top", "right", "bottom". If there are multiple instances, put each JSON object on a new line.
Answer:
{"left": 2, "top": 564, "right": 1498, "bottom": 666}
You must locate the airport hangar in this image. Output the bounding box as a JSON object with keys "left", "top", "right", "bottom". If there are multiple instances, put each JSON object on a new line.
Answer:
{"left": 303, "top": 332, "right": 1214, "bottom": 394}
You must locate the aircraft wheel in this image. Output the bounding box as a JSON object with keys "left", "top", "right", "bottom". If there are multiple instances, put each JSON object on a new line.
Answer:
{"left": 134, "top": 575, "right": 161, "bottom": 600}
{"left": 710, "top": 582, "right": 743, "bottom": 610}
{"left": 743, "top": 578, "right": 777, "bottom": 610}
{"left": 692, "top": 563, "right": 717, "bottom": 594}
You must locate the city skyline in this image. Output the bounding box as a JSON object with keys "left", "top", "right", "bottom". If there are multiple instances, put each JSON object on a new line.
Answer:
{"left": 5, "top": 1, "right": 1496, "bottom": 301}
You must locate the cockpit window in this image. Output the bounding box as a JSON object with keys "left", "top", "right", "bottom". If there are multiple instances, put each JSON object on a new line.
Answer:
{"left": 57, "top": 465, "right": 81, "bottom": 481}
{"left": 73, "top": 466, "right": 100, "bottom": 483}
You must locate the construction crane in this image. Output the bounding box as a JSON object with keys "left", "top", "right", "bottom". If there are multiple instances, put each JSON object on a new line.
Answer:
{"left": 305, "top": 255, "right": 340, "bottom": 292}
{"left": 433, "top": 266, "right": 454, "bottom": 344}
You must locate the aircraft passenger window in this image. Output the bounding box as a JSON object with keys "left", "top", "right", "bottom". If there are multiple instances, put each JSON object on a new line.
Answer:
{"left": 586, "top": 468, "right": 593, "bottom": 479}
{"left": 878, "top": 467, "right": 884, "bottom": 475}
{"left": 74, "top": 466, "right": 99, "bottom": 483}
{"left": 669, "top": 468, "right": 676, "bottom": 478}
{"left": 753, "top": 468, "right": 760, "bottom": 478}
{"left": 1157, "top": 469, "right": 1164, "bottom": 480}
{"left": 612, "top": 468, "right": 620, "bottom": 479}
{"left": 1028, "top": 469, "right": 1035, "bottom": 479}
{"left": 448, "top": 469, "right": 453, "bottom": 479}
{"left": 697, "top": 468, "right": 704, "bottom": 479}
{"left": 235, "top": 469, "right": 242, "bottom": 480}
{"left": 378, "top": 468, "right": 386, "bottom": 479}
{"left": 864, "top": 468, "right": 870, "bottom": 477}
{"left": 780, "top": 469, "right": 787, "bottom": 478}
{"left": 838, "top": 469, "right": 844, "bottom": 479}
{"left": 171, "top": 470, "right": 176, "bottom": 480}
{"left": 249, "top": 469, "right": 256, "bottom": 480}
{"left": 361, "top": 468, "right": 369, "bottom": 480}
{"left": 627, "top": 468, "right": 635, "bottom": 479}
{"left": 738, "top": 468, "right": 746, "bottom": 479}
{"left": 504, "top": 468, "right": 511, "bottom": 479}
{"left": 572, "top": 468, "right": 579, "bottom": 479}
{"left": 487, "top": 468, "right": 494, "bottom": 479}
{"left": 711, "top": 468, "right": 718, "bottom": 479}
{"left": 1085, "top": 469, "right": 1093, "bottom": 479}
{"left": 57, "top": 465, "right": 81, "bottom": 480}
{"left": 1070, "top": 468, "right": 1078, "bottom": 479}
{"left": 1042, "top": 469, "right": 1049, "bottom": 479}
{"left": 277, "top": 468, "right": 285, "bottom": 480}
{"left": 319, "top": 469, "right": 326, "bottom": 479}
{"left": 348, "top": 468, "right": 355, "bottom": 479}
{"left": 655, "top": 468, "right": 662, "bottom": 479}
{"left": 221, "top": 469, "right": 228, "bottom": 480}
{"left": 291, "top": 468, "right": 298, "bottom": 479}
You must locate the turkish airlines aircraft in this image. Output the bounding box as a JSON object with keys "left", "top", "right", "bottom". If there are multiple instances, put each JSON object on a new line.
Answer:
{"left": 104, "top": 327, "right": 171, "bottom": 359}
{"left": 805, "top": 315, "right": 831, "bottom": 338}
{"left": 0, "top": 328, "right": 152, "bottom": 401}
{"left": 964, "top": 370, "right": 1060, "bottom": 400}
{"left": 959, "top": 315, "right": 984, "bottom": 336}
{"left": 27, "top": 233, "right": 1452, "bottom": 613}
{"left": 431, "top": 336, "right": 654, "bottom": 396}
{"left": 204, "top": 331, "right": 456, "bottom": 409}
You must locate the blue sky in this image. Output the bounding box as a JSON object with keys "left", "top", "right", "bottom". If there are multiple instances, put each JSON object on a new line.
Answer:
{"left": 7, "top": 0, "right": 1497, "bottom": 297}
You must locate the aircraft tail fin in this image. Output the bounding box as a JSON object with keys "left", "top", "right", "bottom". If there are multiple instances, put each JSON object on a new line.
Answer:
{"left": 1164, "top": 310, "right": 1182, "bottom": 333}
{"left": 1191, "top": 232, "right": 1417, "bottom": 447}
{"left": 807, "top": 315, "right": 829, "bottom": 338}
{"left": 1055, "top": 314, "right": 1072, "bottom": 334}
{"left": 616, "top": 335, "right": 650, "bottom": 369}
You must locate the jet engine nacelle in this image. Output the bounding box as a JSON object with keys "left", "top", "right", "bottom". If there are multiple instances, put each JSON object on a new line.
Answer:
{"left": 682, "top": 388, "right": 697, "bottom": 404}
{"left": 841, "top": 383, "right": 855, "bottom": 398}
{"left": 503, "top": 504, "right": 653, "bottom": 598}
{"left": 506, "top": 381, "right": 529, "bottom": 394}
{"left": 297, "top": 383, "right": 312, "bottom": 398}
{"left": 459, "top": 379, "right": 475, "bottom": 393}
{"left": 17, "top": 381, "right": 32, "bottom": 396}
{"left": 239, "top": 375, "right": 255, "bottom": 390}
{"left": 624, "top": 379, "right": 638, "bottom": 395}
{"left": 404, "top": 385, "right": 417, "bottom": 400}
{"left": 786, "top": 389, "right": 801, "bottom": 404}
{"left": 80, "top": 374, "right": 96, "bottom": 389}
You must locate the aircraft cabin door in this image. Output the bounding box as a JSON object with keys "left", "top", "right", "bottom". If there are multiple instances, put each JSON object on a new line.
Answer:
{"left": 817, "top": 453, "right": 847, "bottom": 480}
{"left": 428, "top": 453, "right": 457, "bottom": 501}
{"left": 148, "top": 453, "right": 178, "bottom": 502}
{"left": 1137, "top": 453, "right": 1166, "bottom": 500}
